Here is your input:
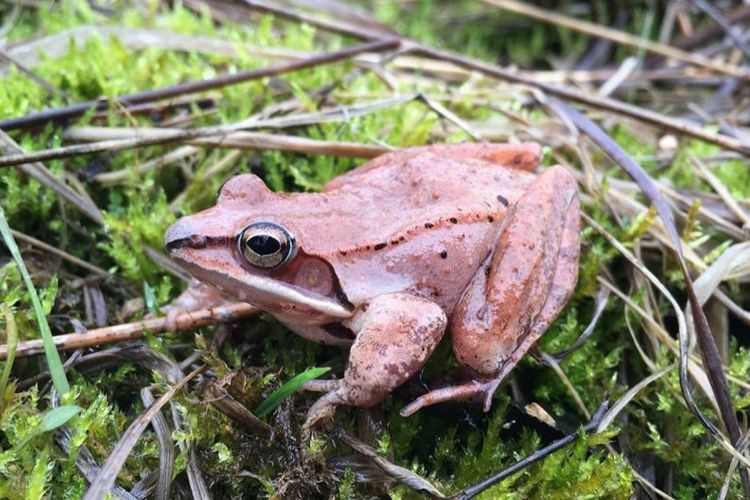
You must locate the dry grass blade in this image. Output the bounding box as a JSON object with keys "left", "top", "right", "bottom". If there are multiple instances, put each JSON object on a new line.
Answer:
{"left": 0, "top": 130, "right": 103, "bottom": 224}
{"left": 82, "top": 365, "right": 205, "bottom": 500}
{"left": 50, "top": 385, "right": 138, "bottom": 500}
{"left": 337, "top": 430, "right": 447, "bottom": 498}
{"left": 201, "top": 382, "right": 271, "bottom": 434}
{"left": 549, "top": 286, "right": 609, "bottom": 360}
{"left": 10, "top": 229, "right": 109, "bottom": 277}
{"left": 482, "top": 0, "right": 750, "bottom": 79}
{"left": 240, "top": 0, "right": 370, "bottom": 40}
{"left": 0, "top": 49, "right": 67, "bottom": 98}
{"left": 2, "top": 26, "right": 312, "bottom": 69}
{"left": 558, "top": 103, "right": 749, "bottom": 491}
{"left": 692, "top": 242, "right": 750, "bottom": 305}
{"left": 597, "top": 366, "right": 673, "bottom": 432}
{"left": 691, "top": 0, "right": 750, "bottom": 62}
{"left": 538, "top": 351, "right": 590, "bottom": 418}
{"left": 140, "top": 388, "right": 175, "bottom": 500}
{"left": 0, "top": 302, "right": 257, "bottom": 360}
{"left": 691, "top": 157, "right": 750, "bottom": 229}
{"left": 95, "top": 145, "right": 199, "bottom": 186}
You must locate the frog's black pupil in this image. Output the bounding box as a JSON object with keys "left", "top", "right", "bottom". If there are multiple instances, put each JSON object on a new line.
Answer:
{"left": 248, "top": 235, "right": 281, "bottom": 255}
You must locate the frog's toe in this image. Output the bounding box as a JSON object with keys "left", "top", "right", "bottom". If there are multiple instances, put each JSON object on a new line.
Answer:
{"left": 400, "top": 378, "right": 504, "bottom": 417}
{"left": 304, "top": 390, "right": 345, "bottom": 430}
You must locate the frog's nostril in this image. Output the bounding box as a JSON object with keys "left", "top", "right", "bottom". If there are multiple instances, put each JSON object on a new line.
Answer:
{"left": 164, "top": 219, "right": 203, "bottom": 251}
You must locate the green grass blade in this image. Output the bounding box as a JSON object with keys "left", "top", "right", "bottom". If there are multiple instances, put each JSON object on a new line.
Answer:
{"left": 0, "top": 205, "right": 70, "bottom": 395}
{"left": 255, "top": 366, "right": 331, "bottom": 418}
{"left": 0, "top": 304, "right": 18, "bottom": 401}
{"left": 37, "top": 405, "right": 81, "bottom": 434}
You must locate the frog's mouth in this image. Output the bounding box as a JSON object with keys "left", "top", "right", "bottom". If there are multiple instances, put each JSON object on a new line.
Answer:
{"left": 165, "top": 232, "right": 352, "bottom": 320}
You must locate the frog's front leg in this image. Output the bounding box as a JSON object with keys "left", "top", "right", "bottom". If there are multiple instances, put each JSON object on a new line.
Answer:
{"left": 304, "top": 293, "right": 446, "bottom": 428}
{"left": 401, "top": 165, "right": 580, "bottom": 416}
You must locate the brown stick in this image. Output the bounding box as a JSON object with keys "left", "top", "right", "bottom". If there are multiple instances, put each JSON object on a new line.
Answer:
{"left": 0, "top": 303, "right": 258, "bottom": 360}
{"left": 0, "top": 128, "right": 387, "bottom": 167}
{"left": 0, "top": 37, "right": 399, "bottom": 131}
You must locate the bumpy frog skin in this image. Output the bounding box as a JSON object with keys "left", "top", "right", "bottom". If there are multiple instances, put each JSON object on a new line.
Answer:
{"left": 165, "top": 143, "right": 580, "bottom": 427}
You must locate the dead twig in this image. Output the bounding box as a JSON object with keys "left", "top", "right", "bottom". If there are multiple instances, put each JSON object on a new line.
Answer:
{"left": 0, "top": 128, "right": 388, "bottom": 167}
{"left": 0, "top": 303, "right": 258, "bottom": 360}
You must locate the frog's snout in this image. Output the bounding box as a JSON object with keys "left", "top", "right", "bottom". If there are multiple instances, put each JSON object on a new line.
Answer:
{"left": 164, "top": 218, "right": 208, "bottom": 253}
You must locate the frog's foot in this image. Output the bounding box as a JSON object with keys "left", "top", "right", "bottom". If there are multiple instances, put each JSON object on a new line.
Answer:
{"left": 300, "top": 379, "right": 344, "bottom": 429}
{"left": 301, "top": 293, "right": 447, "bottom": 429}
{"left": 304, "top": 388, "right": 346, "bottom": 430}
{"left": 400, "top": 367, "right": 513, "bottom": 417}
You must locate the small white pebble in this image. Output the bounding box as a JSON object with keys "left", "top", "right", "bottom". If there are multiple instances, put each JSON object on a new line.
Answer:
{"left": 658, "top": 135, "right": 678, "bottom": 152}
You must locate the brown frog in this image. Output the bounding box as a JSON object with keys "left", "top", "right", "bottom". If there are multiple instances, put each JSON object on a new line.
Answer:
{"left": 164, "top": 143, "right": 580, "bottom": 427}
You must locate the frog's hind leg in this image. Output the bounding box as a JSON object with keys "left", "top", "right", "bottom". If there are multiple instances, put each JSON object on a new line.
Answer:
{"left": 303, "top": 293, "right": 446, "bottom": 429}
{"left": 401, "top": 165, "right": 580, "bottom": 416}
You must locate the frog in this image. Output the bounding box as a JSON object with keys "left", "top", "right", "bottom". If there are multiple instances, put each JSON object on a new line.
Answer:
{"left": 164, "top": 142, "right": 580, "bottom": 428}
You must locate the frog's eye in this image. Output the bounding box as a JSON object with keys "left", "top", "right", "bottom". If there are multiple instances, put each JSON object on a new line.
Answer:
{"left": 238, "top": 222, "right": 295, "bottom": 269}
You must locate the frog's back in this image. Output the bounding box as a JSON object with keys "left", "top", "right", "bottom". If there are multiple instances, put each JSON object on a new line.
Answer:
{"left": 292, "top": 146, "right": 539, "bottom": 311}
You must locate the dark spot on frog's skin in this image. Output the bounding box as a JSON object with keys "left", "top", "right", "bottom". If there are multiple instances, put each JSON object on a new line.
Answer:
{"left": 424, "top": 222, "right": 434, "bottom": 229}
{"left": 497, "top": 194, "right": 509, "bottom": 206}
{"left": 399, "top": 236, "right": 406, "bottom": 242}
{"left": 487, "top": 215, "right": 494, "bottom": 223}
{"left": 374, "top": 242, "right": 387, "bottom": 250}
{"left": 449, "top": 217, "right": 458, "bottom": 224}
{"left": 339, "top": 250, "right": 347, "bottom": 256}
{"left": 323, "top": 322, "right": 355, "bottom": 340}
{"left": 513, "top": 154, "right": 523, "bottom": 165}
{"left": 440, "top": 250, "right": 448, "bottom": 259}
